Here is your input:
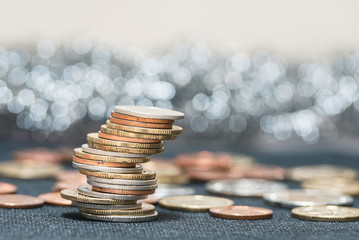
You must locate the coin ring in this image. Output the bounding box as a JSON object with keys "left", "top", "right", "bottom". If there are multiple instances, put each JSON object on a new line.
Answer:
{"left": 106, "top": 121, "right": 183, "bottom": 135}
{"left": 88, "top": 142, "right": 164, "bottom": 155}
{"left": 78, "top": 203, "right": 155, "bottom": 215}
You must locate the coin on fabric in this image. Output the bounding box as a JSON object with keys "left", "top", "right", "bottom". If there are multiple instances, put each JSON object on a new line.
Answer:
{"left": 291, "top": 205, "right": 359, "bottom": 222}
{"left": 0, "top": 182, "right": 17, "bottom": 194}
{"left": 72, "top": 162, "right": 143, "bottom": 174}
{"left": 80, "top": 211, "right": 158, "bottom": 222}
{"left": 0, "top": 194, "right": 44, "bottom": 209}
{"left": 106, "top": 121, "right": 183, "bottom": 135}
{"left": 101, "top": 125, "right": 177, "bottom": 140}
{"left": 288, "top": 165, "right": 357, "bottom": 181}
{"left": 263, "top": 189, "right": 353, "bottom": 208}
{"left": 38, "top": 192, "right": 72, "bottom": 207}
{"left": 88, "top": 141, "right": 164, "bottom": 155}
{"left": 78, "top": 203, "right": 155, "bottom": 216}
{"left": 77, "top": 185, "right": 147, "bottom": 200}
{"left": 111, "top": 111, "right": 175, "bottom": 124}
{"left": 79, "top": 169, "right": 156, "bottom": 180}
{"left": 159, "top": 195, "right": 234, "bottom": 212}
{"left": 301, "top": 177, "right": 359, "bottom": 196}
{"left": 71, "top": 201, "right": 141, "bottom": 210}
{"left": 114, "top": 105, "right": 184, "bottom": 120}
{"left": 82, "top": 144, "right": 150, "bottom": 158}
{"left": 210, "top": 206, "right": 273, "bottom": 220}
{"left": 0, "top": 160, "right": 62, "bottom": 179}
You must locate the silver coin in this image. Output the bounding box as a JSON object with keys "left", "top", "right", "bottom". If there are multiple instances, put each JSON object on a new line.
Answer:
{"left": 114, "top": 105, "right": 184, "bottom": 120}
{"left": 78, "top": 185, "right": 147, "bottom": 200}
{"left": 80, "top": 211, "right": 158, "bottom": 222}
{"left": 263, "top": 189, "right": 353, "bottom": 208}
{"left": 87, "top": 176, "right": 157, "bottom": 186}
{"left": 87, "top": 179, "right": 157, "bottom": 191}
{"left": 205, "top": 179, "right": 288, "bottom": 197}
{"left": 153, "top": 184, "right": 195, "bottom": 199}
{"left": 82, "top": 144, "right": 150, "bottom": 158}
{"left": 72, "top": 162, "right": 143, "bottom": 173}
{"left": 72, "top": 201, "right": 141, "bottom": 210}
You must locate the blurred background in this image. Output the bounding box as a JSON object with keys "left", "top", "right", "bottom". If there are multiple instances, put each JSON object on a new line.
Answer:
{"left": 1, "top": 0, "right": 359, "bottom": 150}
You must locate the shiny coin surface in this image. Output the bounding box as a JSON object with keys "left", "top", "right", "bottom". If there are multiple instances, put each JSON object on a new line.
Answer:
{"left": 0, "top": 182, "right": 17, "bottom": 194}
{"left": 112, "top": 111, "right": 174, "bottom": 123}
{"left": 82, "top": 144, "right": 150, "bottom": 158}
{"left": 159, "top": 195, "right": 234, "bottom": 212}
{"left": 79, "top": 169, "right": 156, "bottom": 180}
{"left": 87, "top": 176, "right": 157, "bottom": 186}
{"left": 109, "top": 116, "right": 173, "bottom": 129}
{"left": 101, "top": 125, "right": 177, "bottom": 140}
{"left": 72, "top": 156, "right": 136, "bottom": 168}
{"left": 98, "top": 131, "right": 161, "bottom": 144}
{"left": 0, "top": 194, "right": 44, "bottom": 209}
{"left": 153, "top": 184, "right": 195, "bottom": 199}
{"left": 302, "top": 178, "right": 359, "bottom": 195}
{"left": 72, "top": 201, "right": 141, "bottom": 210}
{"left": 80, "top": 211, "right": 158, "bottom": 222}
{"left": 114, "top": 105, "right": 184, "bottom": 120}
{"left": 75, "top": 148, "right": 150, "bottom": 163}
{"left": 87, "top": 179, "right": 157, "bottom": 191}
{"left": 88, "top": 141, "right": 164, "bottom": 155}
{"left": 72, "top": 162, "right": 143, "bottom": 173}
{"left": 78, "top": 203, "right": 155, "bottom": 216}
{"left": 92, "top": 186, "right": 155, "bottom": 195}
{"left": 288, "top": 165, "right": 357, "bottom": 181}
{"left": 106, "top": 121, "right": 183, "bottom": 135}
{"left": 38, "top": 192, "right": 72, "bottom": 207}
{"left": 263, "top": 189, "right": 353, "bottom": 208}
{"left": 0, "top": 161, "right": 62, "bottom": 179}
{"left": 61, "top": 188, "right": 137, "bottom": 205}
{"left": 206, "top": 179, "right": 288, "bottom": 197}
{"left": 291, "top": 205, "right": 359, "bottom": 222}
{"left": 210, "top": 206, "right": 273, "bottom": 220}
{"left": 78, "top": 185, "right": 147, "bottom": 200}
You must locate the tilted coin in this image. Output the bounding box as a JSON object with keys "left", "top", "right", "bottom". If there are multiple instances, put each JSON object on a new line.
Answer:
{"left": 80, "top": 211, "right": 158, "bottom": 222}
{"left": 0, "top": 182, "right": 17, "bottom": 194}
{"left": 61, "top": 188, "right": 137, "bottom": 205}
{"left": 301, "top": 178, "right": 359, "bottom": 195}
{"left": 98, "top": 131, "right": 161, "bottom": 144}
{"left": 88, "top": 141, "right": 164, "bottom": 155}
{"left": 78, "top": 203, "right": 155, "bottom": 216}
{"left": 72, "top": 162, "right": 143, "bottom": 174}
{"left": 38, "top": 192, "right": 72, "bottom": 207}
{"left": 0, "top": 194, "right": 44, "bottom": 209}
{"left": 101, "top": 125, "right": 177, "bottom": 140}
{"left": 109, "top": 116, "right": 173, "bottom": 129}
{"left": 263, "top": 189, "right": 353, "bottom": 208}
{"left": 291, "top": 205, "right": 359, "bottom": 222}
{"left": 206, "top": 179, "right": 288, "bottom": 197}
{"left": 82, "top": 144, "right": 150, "bottom": 158}
{"left": 87, "top": 176, "right": 157, "bottom": 186}
{"left": 87, "top": 132, "right": 164, "bottom": 149}
{"left": 92, "top": 186, "right": 155, "bottom": 195}
{"left": 79, "top": 169, "right": 156, "bottom": 180}
{"left": 0, "top": 161, "right": 62, "bottom": 179}
{"left": 78, "top": 185, "right": 147, "bottom": 200}
{"left": 73, "top": 156, "right": 136, "bottom": 168}
{"left": 288, "top": 164, "right": 357, "bottom": 181}
{"left": 153, "top": 184, "right": 195, "bottom": 199}
{"left": 210, "top": 206, "right": 273, "bottom": 220}
{"left": 87, "top": 179, "right": 158, "bottom": 191}
{"left": 71, "top": 201, "right": 141, "bottom": 210}
{"left": 114, "top": 105, "right": 184, "bottom": 120}
{"left": 159, "top": 195, "right": 234, "bottom": 212}
{"left": 111, "top": 111, "right": 174, "bottom": 124}
{"left": 106, "top": 121, "right": 183, "bottom": 135}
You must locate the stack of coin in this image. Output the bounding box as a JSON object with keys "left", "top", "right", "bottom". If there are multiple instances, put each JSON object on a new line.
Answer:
{"left": 63, "top": 105, "right": 184, "bottom": 222}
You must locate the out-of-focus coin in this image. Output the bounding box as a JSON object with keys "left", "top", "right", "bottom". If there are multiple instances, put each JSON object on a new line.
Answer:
{"left": 56, "top": 170, "right": 84, "bottom": 182}
{"left": 219, "top": 152, "right": 255, "bottom": 168}
{"left": 106, "top": 121, "right": 182, "bottom": 135}
{"left": 111, "top": 111, "right": 174, "bottom": 124}
{"left": 79, "top": 169, "right": 156, "bottom": 180}
{"left": 288, "top": 165, "right": 357, "bottom": 181}
{"left": 78, "top": 185, "right": 147, "bottom": 200}
{"left": 242, "top": 164, "right": 287, "bottom": 180}
{"left": 263, "top": 189, "right": 353, "bottom": 208}
{"left": 87, "top": 176, "right": 157, "bottom": 186}
{"left": 140, "top": 195, "right": 159, "bottom": 204}
{"left": 0, "top": 161, "right": 62, "bottom": 179}
{"left": 101, "top": 125, "right": 177, "bottom": 140}
{"left": 98, "top": 132, "right": 161, "bottom": 144}
{"left": 0, "top": 194, "right": 44, "bottom": 209}
{"left": 80, "top": 211, "right": 158, "bottom": 222}
{"left": 185, "top": 168, "right": 243, "bottom": 181}
{"left": 75, "top": 148, "right": 150, "bottom": 163}
{"left": 53, "top": 177, "right": 87, "bottom": 192}
{"left": 61, "top": 188, "right": 137, "bottom": 204}
{"left": 114, "top": 105, "right": 184, "bottom": 120}
{"left": 153, "top": 184, "right": 195, "bottom": 199}
{"left": 210, "top": 206, "right": 273, "bottom": 220}
{"left": 78, "top": 203, "right": 155, "bottom": 216}
{"left": 72, "top": 156, "right": 136, "bottom": 168}
{"left": 82, "top": 144, "right": 150, "bottom": 158}
{"left": 109, "top": 116, "right": 173, "bottom": 129}
{"left": 159, "top": 195, "right": 234, "bottom": 212}
{"left": 292, "top": 205, "right": 359, "bottom": 222}
{"left": 92, "top": 186, "right": 155, "bottom": 195}
{"left": 0, "top": 182, "right": 17, "bottom": 194}
{"left": 72, "top": 201, "right": 141, "bottom": 210}
{"left": 88, "top": 141, "right": 164, "bottom": 155}
{"left": 38, "top": 192, "right": 72, "bottom": 206}
{"left": 12, "top": 148, "right": 63, "bottom": 164}
{"left": 206, "top": 179, "right": 288, "bottom": 197}
{"left": 142, "top": 160, "right": 189, "bottom": 184}
{"left": 302, "top": 178, "right": 359, "bottom": 195}
{"left": 87, "top": 179, "right": 157, "bottom": 191}
{"left": 175, "top": 151, "right": 233, "bottom": 171}
{"left": 72, "top": 162, "right": 143, "bottom": 173}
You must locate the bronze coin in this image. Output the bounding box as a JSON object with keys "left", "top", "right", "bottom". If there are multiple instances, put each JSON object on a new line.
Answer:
{"left": 111, "top": 112, "right": 174, "bottom": 124}
{"left": 92, "top": 186, "right": 155, "bottom": 195}
{"left": 89, "top": 142, "right": 164, "bottom": 155}
{"left": 109, "top": 116, "right": 173, "bottom": 129}
{"left": 242, "top": 164, "right": 287, "bottom": 180}
{"left": 53, "top": 178, "right": 87, "bottom": 192}
{"left": 210, "top": 206, "right": 273, "bottom": 220}
{"left": 72, "top": 156, "right": 136, "bottom": 168}
{"left": 98, "top": 131, "right": 161, "bottom": 144}
{"left": 175, "top": 151, "right": 233, "bottom": 171}
{"left": 38, "top": 192, "right": 72, "bottom": 207}
{"left": 140, "top": 195, "right": 159, "bottom": 204}
{"left": 0, "top": 194, "right": 44, "bottom": 209}
{"left": 12, "top": 148, "right": 63, "bottom": 164}
{"left": 56, "top": 170, "right": 84, "bottom": 182}
{"left": 186, "top": 168, "right": 243, "bottom": 181}
{"left": 0, "top": 182, "right": 17, "bottom": 194}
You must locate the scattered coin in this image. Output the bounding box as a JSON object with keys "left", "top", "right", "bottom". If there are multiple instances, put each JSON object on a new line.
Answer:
{"left": 0, "top": 182, "right": 17, "bottom": 194}
{"left": 0, "top": 194, "right": 44, "bottom": 209}
{"left": 301, "top": 178, "right": 359, "bottom": 195}
{"left": 56, "top": 170, "right": 84, "bottom": 182}
{"left": 72, "top": 162, "right": 143, "bottom": 173}
{"left": 292, "top": 205, "right": 359, "bottom": 222}
{"left": 0, "top": 161, "right": 62, "bottom": 179}
{"left": 109, "top": 116, "right": 173, "bottom": 129}
{"left": 288, "top": 165, "right": 357, "bottom": 181}
{"left": 71, "top": 201, "right": 141, "bottom": 210}
{"left": 111, "top": 111, "right": 174, "bottom": 123}
{"left": 78, "top": 185, "right": 147, "bottom": 200}
{"left": 38, "top": 192, "right": 72, "bottom": 207}
{"left": 78, "top": 203, "right": 155, "bottom": 216}
{"left": 114, "top": 105, "right": 184, "bottom": 120}
{"left": 80, "top": 211, "right": 158, "bottom": 222}
{"left": 210, "top": 206, "right": 273, "bottom": 220}
{"left": 98, "top": 131, "right": 161, "bottom": 144}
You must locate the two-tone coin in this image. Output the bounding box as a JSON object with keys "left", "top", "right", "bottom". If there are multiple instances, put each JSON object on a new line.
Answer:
{"left": 292, "top": 205, "right": 359, "bottom": 222}
{"left": 78, "top": 185, "right": 147, "bottom": 200}
{"left": 80, "top": 211, "right": 158, "bottom": 222}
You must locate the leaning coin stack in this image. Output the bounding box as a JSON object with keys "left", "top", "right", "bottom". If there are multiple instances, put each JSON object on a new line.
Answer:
{"left": 62, "top": 105, "right": 184, "bottom": 222}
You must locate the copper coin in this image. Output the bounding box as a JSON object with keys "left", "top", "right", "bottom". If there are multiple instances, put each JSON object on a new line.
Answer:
{"left": 0, "top": 194, "right": 44, "bottom": 209}
{"left": 140, "top": 195, "right": 159, "bottom": 204}
{"left": 56, "top": 170, "right": 84, "bottom": 182}
{"left": 210, "top": 206, "right": 273, "bottom": 220}
{"left": 0, "top": 182, "right": 17, "bottom": 194}
{"left": 53, "top": 178, "right": 87, "bottom": 192}
{"left": 186, "top": 168, "right": 243, "bottom": 181}
{"left": 109, "top": 116, "right": 173, "bottom": 129}
{"left": 242, "top": 164, "right": 287, "bottom": 180}
{"left": 12, "top": 148, "right": 63, "bottom": 164}
{"left": 111, "top": 112, "right": 175, "bottom": 124}
{"left": 98, "top": 131, "right": 161, "bottom": 144}
{"left": 38, "top": 192, "right": 72, "bottom": 207}
{"left": 72, "top": 156, "right": 136, "bottom": 168}
{"left": 175, "top": 151, "right": 233, "bottom": 171}
{"left": 92, "top": 186, "right": 156, "bottom": 195}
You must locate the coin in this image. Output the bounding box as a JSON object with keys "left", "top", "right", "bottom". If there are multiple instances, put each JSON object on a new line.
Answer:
{"left": 87, "top": 176, "right": 157, "bottom": 186}
{"left": 76, "top": 147, "right": 150, "bottom": 163}
{"left": 114, "top": 105, "right": 184, "bottom": 120}
{"left": 302, "top": 178, "right": 359, "bottom": 195}
{"left": 242, "top": 164, "right": 287, "bottom": 180}
{"left": 101, "top": 125, "right": 177, "bottom": 140}
{"left": 92, "top": 186, "right": 156, "bottom": 195}
{"left": 142, "top": 160, "right": 189, "bottom": 184}
{"left": 87, "top": 179, "right": 157, "bottom": 191}
{"left": 79, "top": 169, "right": 156, "bottom": 180}
{"left": 106, "top": 121, "right": 183, "bottom": 135}
{"left": 185, "top": 167, "right": 243, "bottom": 181}
{"left": 38, "top": 192, "right": 72, "bottom": 206}
{"left": 12, "top": 148, "right": 63, "bottom": 164}
{"left": 89, "top": 141, "right": 164, "bottom": 155}
{"left": 0, "top": 194, "right": 44, "bottom": 209}
{"left": 61, "top": 188, "right": 137, "bottom": 204}
{"left": 206, "top": 179, "right": 288, "bottom": 197}
{"left": 288, "top": 165, "right": 357, "bottom": 181}
{"left": 72, "top": 201, "right": 141, "bottom": 210}
{"left": 263, "top": 189, "right": 353, "bottom": 208}
{"left": 153, "top": 184, "right": 195, "bottom": 199}
{"left": 98, "top": 131, "right": 161, "bottom": 144}
{"left": 111, "top": 112, "right": 174, "bottom": 124}
{"left": 219, "top": 152, "right": 255, "bottom": 167}
{"left": 80, "top": 211, "right": 158, "bottom": 222}
{"left": 0, "top": 161, "right": 62, "bottom": 179}
{"left": 72, "top": 162, "right": 143, "bottom": 174}
{"left": 82, "top": 144, "right": 150, "bottom": 158}
{"left": 78, "top": 185, "right": 147, "bottom": 200}
{"left": 53, "top": 178, "right": 87, "bottom": 192}
{"left": 109, "top": 116, "right": 173, "bottom": 129}
{"left": 78, "top": 203, "right": 155, "bottom": 215}
{"left": 72, "top": 156, "right": 136, "bottom": 168}
{"left": 87, "top": 132, "right": 164, "bottom": 149}
{"left": 0, "top": 182, "right": 17, "bottom": 194}
{"left": 159, "top": 195, "right": 234, "bottom": 212}
{"left": 175, "top": 151, "right": 233, "bottom": 171}
{"left": 56, "top": 170, "right": 84, "bottom": 182}
{"left": 140, "top": 195, "right": 159, "bottom": 204}
{"left": 210, "top": 206, "right": 273, "bottom": 220}
{"left": 292, "top": 205, "right": 359, "bottom": 222}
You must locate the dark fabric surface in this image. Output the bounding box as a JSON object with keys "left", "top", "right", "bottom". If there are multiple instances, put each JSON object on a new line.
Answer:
{"left": 1, "top": 143, "right": 359, "bottom": 240}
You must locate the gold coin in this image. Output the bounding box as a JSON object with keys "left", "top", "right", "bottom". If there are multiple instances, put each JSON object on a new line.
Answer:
{"left": 0, "top": 161, "right": 62, "bottom": 179}
{"left": 87, "top": 133, "right": 163, "bottom": 149}
{"left": 106, "top": 121, "right": 183, "bottom": 135}
{"left": 78, "top": 203, "right": 155, "bottom": 216}
{"left": 101, "top": 125, "right": 177, "bottom": 140}
{"left": 159, "top": 195, "right": 234, "bottom": 212}
{"left": 79, "top": 169, "right": 156, "bottom": 180}
{"left": 302, "top": 177, "right": 359, "bottom": 196}
{"left": 288, "top": 165, "right": 357, "bottom": 181}
{"left": 74, "top": 148, "right": 150, "bottom": 163}
{"left": 88, "top": 141, "right": 164, "bottom": 155}
{"left": 291, "top": 205, "right": 359, "bottom": 222}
